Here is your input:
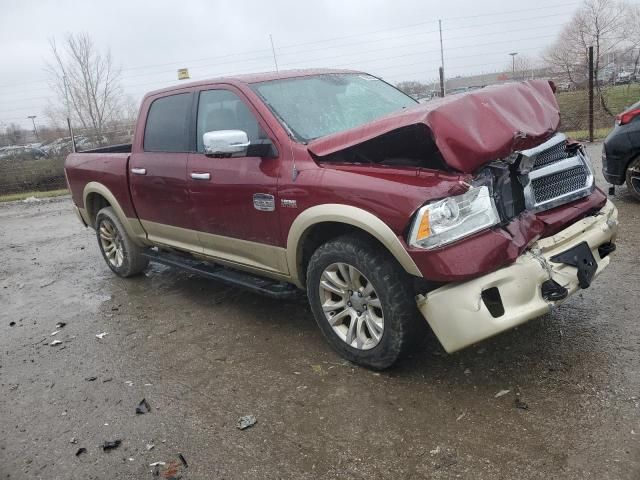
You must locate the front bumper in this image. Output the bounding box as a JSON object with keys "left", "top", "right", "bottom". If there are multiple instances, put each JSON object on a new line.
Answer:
{"left": 416, "top": 200, "right": 618, "bottom": 353}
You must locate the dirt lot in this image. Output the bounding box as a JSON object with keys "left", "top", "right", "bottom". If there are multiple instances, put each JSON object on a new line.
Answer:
{"left": 1, "top": 143, "right": 639, "bottom": 479}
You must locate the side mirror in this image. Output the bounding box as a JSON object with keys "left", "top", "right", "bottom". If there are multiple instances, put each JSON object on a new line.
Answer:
{"left": 203, "top": 130, "right": 278, "bottom": 158}
{"left": 203, "top": 130, "right": 250, "bottom": 157}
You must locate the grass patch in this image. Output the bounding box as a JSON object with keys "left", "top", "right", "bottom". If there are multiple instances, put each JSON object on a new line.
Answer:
{"left": 563, "top": 127, "right": 611, "bottom": 141}
{"left": 0, "top": 188, "right": 69, "bottom": 203}
{"left": 557, "top": 84, "right": 640, "bottom": 132}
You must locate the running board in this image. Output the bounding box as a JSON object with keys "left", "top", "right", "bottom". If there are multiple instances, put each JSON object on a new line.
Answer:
{"left": 142, "top": 249, "right": 300, "bottom": 300}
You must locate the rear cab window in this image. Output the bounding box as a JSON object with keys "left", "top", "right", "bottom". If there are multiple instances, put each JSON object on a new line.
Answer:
{"left": 143, "top": 93, "right": 192, "bottom": 152}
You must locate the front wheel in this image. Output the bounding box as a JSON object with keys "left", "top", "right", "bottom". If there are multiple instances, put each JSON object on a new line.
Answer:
{"left": 625, "top": 157, "right": 640, "bottom": 201}
{"left": 306, "top": 234, "right": 425, "bottom": 369}
{"left": 95, "top": 207, "right": 148, "bottom": 277}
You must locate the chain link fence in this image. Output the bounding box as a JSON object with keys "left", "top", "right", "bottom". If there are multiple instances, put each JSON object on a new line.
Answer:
{"left": 0, "top": 124, "right": 134, "bottom": 197}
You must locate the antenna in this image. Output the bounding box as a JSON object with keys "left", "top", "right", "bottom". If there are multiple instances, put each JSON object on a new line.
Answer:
{"left": 269, "top": 34, "right": 279, "bottom": 73}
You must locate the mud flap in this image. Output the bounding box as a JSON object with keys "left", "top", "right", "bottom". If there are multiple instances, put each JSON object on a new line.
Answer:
{"left": 550, "top": 241, "right": 597, "bottom": 289}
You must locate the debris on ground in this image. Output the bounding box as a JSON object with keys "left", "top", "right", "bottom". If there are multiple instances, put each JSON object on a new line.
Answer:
{"left": 51, "top": 330, "right": 60, "bottom": 336}
{"left": 125, "top": 380, "right": 133, "bottom": 386}
{"left": 178, "top": 453, "right": 188, "bottom": 467}
{"left": 70, "top": 437, "right": 78, "bottom": 444}
{"left": 9, "top": 321, "right": 16, "bottom": 327}
{"left": 236, "top": 415, "right": 257, "bottom": 430}
{"left": 55, "top": 322, "right": 66, "bottom": 329}
{"left": 456, "top": 412, "right": 466, "bottom": 421}
{"left": 156, "top": 458, "right": 188, "bottom": 478}
{"left": 75, "top": 447, "right": 87, "bottom": 456}
{"left": 146, "top": 443, "right": 155, "bottom": 451}
{"left": 149, "top": 461, "right": 165, "bottom": 467}
{"left": 136, "top": 398, "right": 151, "bottom": 414}
{"left": 102, "top": 377, "right": 113, "bottom": 383}
{"left": 101, "top": 440, "right": 122, "bottom": 451}
{"left": 50, "top": 340, "right": 62, "bottom": 346}
{"left": 494, "top": 389, "right": 511, "bottom": 398}
{"left": 95, "top": 332, "right": 108, "bottom": 339}
{"left": 514, "top": 394, "right": 529, "bottom": 410}
{"left": 430, "top": 446, "right": 441, "bottom": 456}
{"left": 85, "top": 376, "right": 97, "bottom": 382}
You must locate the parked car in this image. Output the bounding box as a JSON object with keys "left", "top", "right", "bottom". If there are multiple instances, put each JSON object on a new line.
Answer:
{"left": 603, "top": 99, "right": 640, "bottom": 200}
{"left": 65, "top": 69, "right": 618, "bottom": 369}
{"left": 615, "top": 71, "right": 633, "bottom": 85}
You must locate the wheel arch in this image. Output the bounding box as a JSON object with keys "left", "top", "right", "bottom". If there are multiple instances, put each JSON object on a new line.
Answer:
{"left": 287, "top": 204, "right": 422, "bottom": 288}
{"left": 82, "top": 182, "right": 147, "bottom": 244}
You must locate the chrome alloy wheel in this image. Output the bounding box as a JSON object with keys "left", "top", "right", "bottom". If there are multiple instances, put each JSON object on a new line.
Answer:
{"left": 629, "top": 165, "right": 640, "bottom": 194}
{"left": 318, "top": 262, "right": 384, "bottom": 350}
{"left": 99, "top": 219, "right": 124, "bottom": 268}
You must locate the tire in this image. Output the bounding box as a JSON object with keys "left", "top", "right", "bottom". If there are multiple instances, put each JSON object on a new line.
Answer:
{"left": 625, "top": 157, "right": 640, "bottom": 201}
{"left": 306, "top": 233, "right": 425, "bottom": 369}
{"left": 95, "top": 207, "right": 148, "bottom": 277}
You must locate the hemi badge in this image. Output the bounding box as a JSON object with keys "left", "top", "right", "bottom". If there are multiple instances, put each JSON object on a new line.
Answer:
{"left": 281, "top": 199, "right": 297, "bottom": 209}
{"left": 253, "top": 193, "right": 275, "bottom": 212}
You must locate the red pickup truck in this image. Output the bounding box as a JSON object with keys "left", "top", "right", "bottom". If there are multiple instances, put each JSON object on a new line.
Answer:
{"left": 65, "top": 69, "right": 618, "bottom": 369}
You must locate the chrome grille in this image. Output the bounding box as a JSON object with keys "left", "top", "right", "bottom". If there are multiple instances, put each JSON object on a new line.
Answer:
{"left": 519, "top": 133, "right": 594, "bottom": 212}
{"left": 531, "top": 166, "right": 589, "bottom": 203}
{"left": 532, "top": 140, "right": 569, "bottom": 169}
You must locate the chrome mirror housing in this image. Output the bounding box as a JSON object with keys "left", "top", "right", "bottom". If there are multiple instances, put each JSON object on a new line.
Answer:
{"left": 203, "top": 130, "right": 250, "bottom": 157}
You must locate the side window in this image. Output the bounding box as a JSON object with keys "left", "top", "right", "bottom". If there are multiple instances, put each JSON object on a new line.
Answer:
{"left": 143, "top": 93, "right": 191, "bottom": 152}
{"left": 196, "top": 90, "right": 266, "bottom": 153}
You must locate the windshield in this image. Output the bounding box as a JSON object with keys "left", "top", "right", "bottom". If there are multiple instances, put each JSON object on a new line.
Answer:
{"left": 251, "top": 73, "right": 417, "bottom": 142}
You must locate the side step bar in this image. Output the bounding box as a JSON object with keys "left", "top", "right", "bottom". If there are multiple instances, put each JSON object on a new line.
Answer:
{"left": 142, "top": 249, "right": 300, "bottom": 300}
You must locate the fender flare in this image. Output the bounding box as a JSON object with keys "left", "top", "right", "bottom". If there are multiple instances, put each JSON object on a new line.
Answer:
{"left": 82, "top": 182, "right": 147, "bottom": 244}
{"left": 286, "top": 204, "right": 422, "bottom": 287}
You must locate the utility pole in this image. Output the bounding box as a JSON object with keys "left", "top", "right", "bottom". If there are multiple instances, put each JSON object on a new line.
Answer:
{"left": 27, "top": 115, "right": 38, "bottom": 141}
{"left": 438, "top": 19, "right": 445, "bottom": 96}
{"left": 509, "top": 52, "right": 518, "bottom": 77}
{"left": 588, "top": 46, "right": 594, "bottom": 143}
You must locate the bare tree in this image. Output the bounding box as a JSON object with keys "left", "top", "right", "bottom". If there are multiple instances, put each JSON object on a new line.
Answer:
{"left": 4, "top": 123, "right": 25, "bottom": 145}
{"left": 504, "top": 55, "right": 538, "bottom": 81}
{"left": 543, "top": 0, "right": 635, "bottom": 113}
{"left": 396, "top": 81, "right": 430, "bottom": 99}
{"left": 45, "top": 33, "right": 123, "bottom": 136}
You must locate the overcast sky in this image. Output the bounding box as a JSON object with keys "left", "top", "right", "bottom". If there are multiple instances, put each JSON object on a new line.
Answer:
{"left": 1, "top": 0, "right": 588, "bottom": 129}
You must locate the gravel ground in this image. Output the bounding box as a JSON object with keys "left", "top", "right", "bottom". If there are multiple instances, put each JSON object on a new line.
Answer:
{"left": 1, "top": 143, "right": 639, "bottom": 479}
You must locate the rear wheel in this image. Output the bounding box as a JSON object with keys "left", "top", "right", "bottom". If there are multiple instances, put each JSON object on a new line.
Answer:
{"left": 306, "top": 234, "right": 425, "bottom": 369}
{"left": 625, "top": 157, "right": 640, "bottom": 201}
{"left": 95, "top": 207, "right": 148, "bottom": 277}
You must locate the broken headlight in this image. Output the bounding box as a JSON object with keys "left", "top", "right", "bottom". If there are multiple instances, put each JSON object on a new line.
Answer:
{"left": 408, "top": 185, "right": 500, "bottom": 249}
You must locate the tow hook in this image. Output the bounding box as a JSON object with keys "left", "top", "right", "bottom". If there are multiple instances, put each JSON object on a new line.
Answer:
{"left": 541, "top": 279, "right": 568, "bottom": 301}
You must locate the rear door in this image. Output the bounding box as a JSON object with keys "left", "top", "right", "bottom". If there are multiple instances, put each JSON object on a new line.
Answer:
{"left": 129, "top": 92, "right": 200, "bottom": 251}
{"left": 186, "top": 87, "right": 286, "bottom": 274}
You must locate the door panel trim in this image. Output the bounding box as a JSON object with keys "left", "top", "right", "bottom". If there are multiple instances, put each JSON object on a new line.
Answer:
{"left": 141, "top": 220, "right": 289, "bottom": 276}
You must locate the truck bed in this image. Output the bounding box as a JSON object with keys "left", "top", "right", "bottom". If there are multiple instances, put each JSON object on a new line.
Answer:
{"left": 80, "top": 143, "right": 132, "bottom": 154}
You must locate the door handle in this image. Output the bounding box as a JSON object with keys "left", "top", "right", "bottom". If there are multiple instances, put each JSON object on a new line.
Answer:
{"left": 190, "top": 172, "right": 211, "bottom": 180}
{"left": 131, "top": 168, "right": 146, "bottom": 175}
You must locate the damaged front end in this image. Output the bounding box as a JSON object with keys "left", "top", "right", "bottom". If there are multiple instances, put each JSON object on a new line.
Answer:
{"left": 417, "top": 200, "right": 618, "bottom": 353}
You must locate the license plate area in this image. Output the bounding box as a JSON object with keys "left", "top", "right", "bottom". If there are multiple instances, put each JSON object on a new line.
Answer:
{"left": 550, "top": 241, "right": 597, "bottom": 289}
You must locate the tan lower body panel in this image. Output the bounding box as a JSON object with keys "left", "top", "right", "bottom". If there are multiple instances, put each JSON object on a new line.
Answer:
{"left": 417, "top": 200, "right": 619, "bottom": 353}
{"left": 139, "top": 220, "right": 290, "bottom": 279}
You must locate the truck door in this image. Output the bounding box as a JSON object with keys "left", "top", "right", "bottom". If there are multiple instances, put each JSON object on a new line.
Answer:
{"left": 187, "top": 87, "right": 286, "bottom": 275}
{"left": 129, "top": 92, "right": 201, "bottom": 251}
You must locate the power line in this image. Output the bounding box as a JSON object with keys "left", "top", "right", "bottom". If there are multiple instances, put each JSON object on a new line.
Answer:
{"left": 0, "top": 11, "right": 579, "bottom": 102}
{"left": 0, "top": 2, "right": 581, "bottom": 92}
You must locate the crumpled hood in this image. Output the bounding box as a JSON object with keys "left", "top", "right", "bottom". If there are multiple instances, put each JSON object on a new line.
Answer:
{"left": 307, "top": 80, "right": 560, "bottom": 174}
